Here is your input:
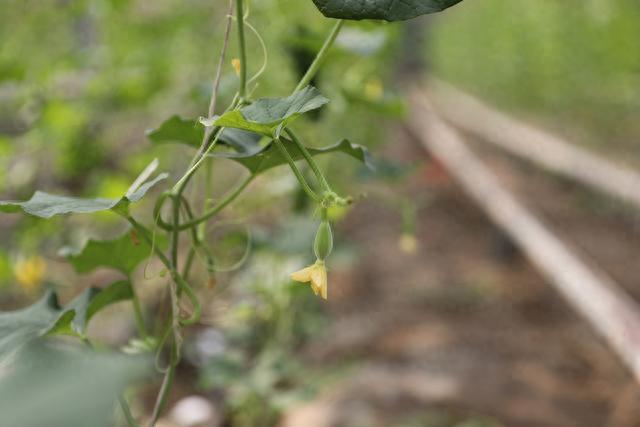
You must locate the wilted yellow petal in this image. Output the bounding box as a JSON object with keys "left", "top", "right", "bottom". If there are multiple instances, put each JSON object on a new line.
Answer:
{"left": 291, "top": 261, "right": 328, "bottom": 300}
{"left": 310, "top": 262, "right": 327, "bottom": 300}
{"left": 291, "top": 265, "right": 314, "bottom": 283}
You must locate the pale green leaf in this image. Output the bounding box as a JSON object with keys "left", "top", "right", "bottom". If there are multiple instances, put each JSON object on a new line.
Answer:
{"left": 0, "top": 342, "right": 149, "bottom": 427}
{"left": 212, "top": 86, "right": 329, "bottom": 136}
{"left": 0, "top": 172, "right": 167, "bottom": 218}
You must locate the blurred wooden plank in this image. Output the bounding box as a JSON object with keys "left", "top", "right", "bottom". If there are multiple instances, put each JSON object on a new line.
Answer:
{"left": 427, "top": 79, "right": 640, "bottom": 209}
{"left": 408, "top": 90, "right": 640, "bottom": 383}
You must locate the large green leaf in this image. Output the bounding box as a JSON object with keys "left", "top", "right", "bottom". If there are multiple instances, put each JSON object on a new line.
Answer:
{"left": 0, "top": 170, "right": 167, "bottom": 218}
{"left": 211, "top": 86, "right": 329, "bottom": 136}
{"left": 63, "top": 229, "right": 163, "bottom": 275}
{"left": 0, "top": 283, "right": 133, "bottom": 357}
{"left": 0, "top": 342, "right": 149, "bottom": 427}
{"left": 210, "top": 138, "right": 373, "bottom": 175}
{"left": 311, "top": 0, "right": 463, "bottom": 21}
{"left": 147, "top": 115, "right": 261, "bottom": 152}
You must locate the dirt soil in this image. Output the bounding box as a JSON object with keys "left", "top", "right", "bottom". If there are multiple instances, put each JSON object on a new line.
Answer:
{"left": 282, "top": 128, "right": 640, "bottom": 427}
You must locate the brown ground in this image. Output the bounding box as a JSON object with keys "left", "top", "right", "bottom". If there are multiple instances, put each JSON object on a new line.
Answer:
{"left": 282, "top": 128, "right": 640, "bottom": 427}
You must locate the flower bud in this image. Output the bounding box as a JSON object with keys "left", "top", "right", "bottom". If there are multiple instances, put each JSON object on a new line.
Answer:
{"left": 313, "top": 220, "right": 333, "bottom": 261}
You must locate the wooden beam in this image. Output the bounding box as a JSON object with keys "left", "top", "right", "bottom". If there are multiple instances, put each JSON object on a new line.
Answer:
{"left": 408, "top": 90, "right": 640, "bottom": 383}
{"left": 427, "top": 80, "right": 640, "bottom": 209}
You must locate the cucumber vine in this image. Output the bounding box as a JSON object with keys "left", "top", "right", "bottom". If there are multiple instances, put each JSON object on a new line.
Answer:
{"left": 0, "top": 1, "right": 463, "bottom": 425}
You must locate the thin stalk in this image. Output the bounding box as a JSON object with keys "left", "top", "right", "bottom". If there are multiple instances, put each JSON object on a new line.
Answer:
{"left": 285, "top": 128, "right": 331, "bottom": 192}
{"left": 148, "top": 343, "right": 177, "bottom": 427}
{"left": 130, "top": 279, "right": 148, "bottom": 338}
{"left": 273, "top": 136, "right": 321, "bottom": 202}
{"left": 208, "top": 0, "right": 234, "bottom": 117}
{"left": 124, "top": 216, "right": 171, "bottom": 267}
{"left": 123, "top": 216, "right": 198, "bottom": 309}
{"left": 119, "top": 396, "right": 138, "bottom": 427}
{"left": 182, "top": 247, "right": 196, "bottom": 281}
{"left": 172, "top": 129, "right": 223, "bottom": 195}
{"left": 236, "top": 0, "right": 248, "bottom": 100}
{"left": 294, "top": 19, "right": 344, "bottom": 92}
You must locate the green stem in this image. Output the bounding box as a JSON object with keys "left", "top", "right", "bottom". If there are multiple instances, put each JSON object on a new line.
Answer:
{"left": 156, "top": 175, "right": 254, "bottom": 232}
{"left": 285, "top": 128, "right": 331, "bottom": 192}
{"left": 172, "top": 129, "right": 222, "bottom": 195}
{"left": 182, "top": 247, "right": 196, "bottom": 281}
{"left": 273, "top": 136, "right": 321, "bottom": 202}
{"left": 119, "top": 395, "right": 139, "bottom": 427}
{"left": 124, "top": 216, "right": 171, "bottom": 267}
{"left": 148, "top": 344, "right": 177, "bottom": 427}
{"left": 236, "top": 0, "right": 248, "bottom": 101}
{"left": 294, "top": 19, "right": 344, "bottom": 92}
{"left": 129, "top": 276, "right": 148, "bottom": 338}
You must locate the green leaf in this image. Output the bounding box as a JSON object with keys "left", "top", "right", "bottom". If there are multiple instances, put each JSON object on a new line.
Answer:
{"left": 0, "top": 342, "right": 149, "bottom": 427}
{"left": 0, "top": 284, "right": 133, "bottom": 357}
{"left": 0, "top": 290, "right": 62, "bottom": 358}
{"left": 210, "top": 138, "right": 374, "bottom": 175}
{"left": 59, "top": 281, "right": 133, "bottom": 335}
{"left": 311, "top": 0, "right": 463, "bottom": 21}
{"left": 211, "top": 86, "right": 329, "bottom": 136}
{"left": 146, "top": 115, "right": 203, "bottom": 148}
{"left": 0, "top": 168, "right": 167, "bottom": 218}
{"left": 147, "top": 115, "right": 261, "bottom": 151}
{"left": 63, "top": 228, "right": 162, "bottom": 275}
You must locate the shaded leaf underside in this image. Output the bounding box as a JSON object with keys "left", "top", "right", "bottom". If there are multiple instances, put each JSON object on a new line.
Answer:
{"left": 311, "top": 0, "right": 463, "bottom": 21}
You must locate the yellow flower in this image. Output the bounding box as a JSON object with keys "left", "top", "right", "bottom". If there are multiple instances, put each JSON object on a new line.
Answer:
{"left": 231, "top": 58, "right": 241, "bottom": 76}
{"left": 291, "top": 260, "right": 328, "bottom": 300}
{"left": 14, "top": 255, "right": 46, "bottom": 294}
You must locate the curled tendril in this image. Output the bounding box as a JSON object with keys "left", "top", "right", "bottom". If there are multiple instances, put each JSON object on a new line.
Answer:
{"left": 203, "top": 220, "right": 252, "bottom": 273}
{"left": 245, "top": 20, "right": 268, "bottom": 89}
{"left": 143, "top": 200, "right": 168, "bottom": 280}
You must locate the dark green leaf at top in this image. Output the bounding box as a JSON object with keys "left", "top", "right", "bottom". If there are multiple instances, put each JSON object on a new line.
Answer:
{"left": 211, "top": 86, "right": 330, "bottom": 136}
{"left": 311, "top": 0, "right": 463, "bottom": 21}
{"left": 210, "top": 138, "right": 374, "bottom": 175}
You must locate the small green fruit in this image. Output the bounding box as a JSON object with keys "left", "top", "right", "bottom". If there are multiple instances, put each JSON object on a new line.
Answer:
{"left": 314, "top": 220, "right": 333, "bottom": 261}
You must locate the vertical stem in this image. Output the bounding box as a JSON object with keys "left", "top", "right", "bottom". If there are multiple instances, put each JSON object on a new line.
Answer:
{"left": 148, "top": 347, "right": 176, "bottom": 427}
{"left": 236, "top": 0, "right": 248, "bottom": 101}
{"left": 273, "top": 136, "right": 321, "bottom": 202}
{"left": 285, "top": 128, "right": 331, "bottom": 192}
{"left": 294, "top": 19, "right": 344, "bottom": 93}
{"left": 119, "top": 396, "right": 139, "bottom": 427}
{"left": 130, "top": 278, "right": 148, "bottom": 338}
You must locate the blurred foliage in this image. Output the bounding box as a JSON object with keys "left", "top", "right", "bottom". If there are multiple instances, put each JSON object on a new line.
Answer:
{"left": 431, "top": 0, "right": 640, "bottom": 160}
{"left": 193, "top": 246, "right": 327, "bottom": 427}
{"left": 0, "top": 0, "right": 401, "bottom": 292}
{"left": 0, "top": 341, "right": 148, "bottom": 427}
